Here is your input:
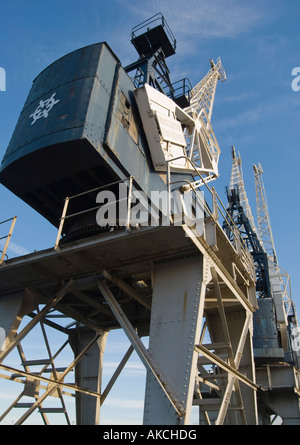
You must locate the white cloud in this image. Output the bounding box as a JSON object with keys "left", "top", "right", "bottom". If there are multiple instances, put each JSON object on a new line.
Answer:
{"left": 104, "top": 398, "right": 144, "bottom": 409}
{"left": 103, "top": 360, "right": 145, "bottom": 378}
{"left": 218, "top": 105, "right": 263, "bottom": 129}
{"left": 0, "top": 240, "right": 30, "bottom": 258}
{"left": 222, "top": 91, "right": 258, "bottom": 103}
{"left": 6, "top": 241, "right": 30, "bottom": 256}
{"left": 170, "top": 0, "right": 262, "bottom": 38}
{"left": 218, "top": 92, "right": 300, "bottom": 131}
{"left": 120, "top": 0, "right": 267, "bottom": 44}
{"left": 104, "top": 360, "right": 144, "bottom": 370}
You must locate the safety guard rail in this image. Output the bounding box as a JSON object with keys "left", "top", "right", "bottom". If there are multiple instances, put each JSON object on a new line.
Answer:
{"left": 166, "top": 155, "right": 255, "bottom": 277}
{"left": 54, "top": 155, "right": 255, "bottom": 280}
{"left": 0, "top": 216, "right": 17, "bottom": 265}
{"left": 130, "top": 13, "right": 176, "bottom": 52}
{"left": 54, "top": 178, "right": 133, "bottom": 250}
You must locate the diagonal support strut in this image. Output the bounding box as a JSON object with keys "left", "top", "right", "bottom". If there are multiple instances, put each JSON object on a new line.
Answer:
{"left": 97, "top": 280, "right": 185, "bottom": 419}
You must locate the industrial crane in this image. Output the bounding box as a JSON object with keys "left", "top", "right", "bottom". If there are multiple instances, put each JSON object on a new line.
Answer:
{"left": 0, "top": 13, "right": 241, "bottom": 426}
{"left": 223, "top": 146, "right": 271, "bottom": 299}
{"left": 253, "top": 163, "right": 277, "bottom": 262}
{"left": 224, "top": 147, "right": 300, "bottom": 424}
{"left": 3, "top": 12, "right": 292, "bottom": 426}
{"left": 228, "top": 147, "right": 256, "bottom": 229}
{"left": 252, "top": 163, "right": 299, "bottom": 361}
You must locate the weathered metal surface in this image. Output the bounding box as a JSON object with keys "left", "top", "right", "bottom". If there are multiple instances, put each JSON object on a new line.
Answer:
{"left": 253, "top": 298, "right": 285, "bottom": 362}
{"left": 143, "top": 256, "right": 206, "bottom": 424}
{"left": 0, "top": 218, "right": 254, "bottom": 329}
{"left": 0, "top": 42, "right": 192, "bottom": 237}
{"left": 1, "top": 43, "right": 116, "bottom": 170}
{"left": 0, "top": 43, "right": 120, "bottom": 230}
{"left": 69, "top": 328, "right": 107, "bottom": 425}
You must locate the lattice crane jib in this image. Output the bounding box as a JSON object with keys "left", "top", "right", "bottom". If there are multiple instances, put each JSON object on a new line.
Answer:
{"left": 186, "top": 58, "right": 227, "bottom": 122}
{"left": 182, "top": 58, "right": 227, "bottom": 185}
{"left": 223, "top": 151, "right": 300, "bottom": 424}
{"left": 223, "top": 147, "right": 273, "bottom": 300}
{"left": 229, "top": 146, "right": 256, "bottom": 232}
{"left": 253, "top": 163, "right": 277, "bottom": 263}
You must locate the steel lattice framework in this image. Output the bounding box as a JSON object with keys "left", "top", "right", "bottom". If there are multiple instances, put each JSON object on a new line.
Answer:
{"left": 185, "top": 58, "right": 226, "bottom": 121}
{"left": 253, "top": 163, "right": 277, "bottom": 262}
{"left": 183, "top": 58, "right": 227, "bottom": 185}
{"left": 228, "top": 146, "right": 256, "bottom": 232}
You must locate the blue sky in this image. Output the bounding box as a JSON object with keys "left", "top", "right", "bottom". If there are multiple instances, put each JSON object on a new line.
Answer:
{"left": 0, "top": 0, "right": 300, "bottom": 424}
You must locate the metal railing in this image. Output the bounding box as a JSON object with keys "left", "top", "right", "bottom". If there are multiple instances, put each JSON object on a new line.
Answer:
{"left": 54, "top": 156, "right": 254, "bottom": 279}
{"left": 131, "top": 13, "right": 176, "bottom": 52}
{"left": 0, "top": 216, "right": 17, "bottom": 265}
{"left": 166, "top": 155, "right": 255, "bottom": 276}
{"left": 54, "top": 178, "right": 133, "bottom": 250}
{"left": 164, "top": 78, "right": 192, "bottom": 104}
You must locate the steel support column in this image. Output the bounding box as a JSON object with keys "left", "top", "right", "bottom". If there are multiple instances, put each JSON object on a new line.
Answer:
{"left": 69, "top": 327, "right": 108, "bottom": 425}
{"left": 143, "top": 255, "right": 207, "bottom": 425}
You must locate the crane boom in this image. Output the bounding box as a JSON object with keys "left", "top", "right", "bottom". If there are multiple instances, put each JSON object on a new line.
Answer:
{"left": 223, "top": 147, "right": 271, "bottom": 299}
{"left": 134, "top": 55, "right": 226, "bottom": 184}
{"left": 181, "top": 58, "right": 227, "bottom": 186}
{"left": 253, "top": 163, "right": 277, "bottom": 262}
{"left": 185, "top": 57, "right": 227, "bottom": 121}
{"left": 229, "top": 146, "right": 256, "bottom": 231}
